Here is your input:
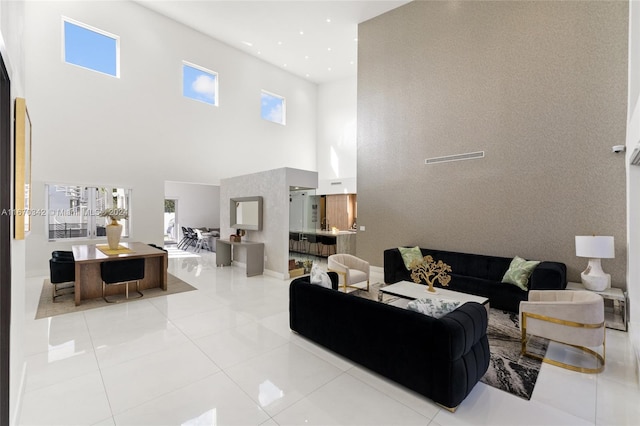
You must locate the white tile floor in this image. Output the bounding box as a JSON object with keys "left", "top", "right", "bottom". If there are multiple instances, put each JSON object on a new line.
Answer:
{"left": 18, "top": 248, "right": 640, "bottom": 425}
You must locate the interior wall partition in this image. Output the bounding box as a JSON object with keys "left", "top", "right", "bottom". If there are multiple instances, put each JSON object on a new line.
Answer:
{"left": 0, "top": 52, "right": 12, "bottom": 426}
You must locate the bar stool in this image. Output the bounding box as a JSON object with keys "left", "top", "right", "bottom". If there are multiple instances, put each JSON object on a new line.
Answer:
{"left": 319, "top": 235, "right": 337, "bottom": 257}
{"left": 306, "top": 234, "right": 320, "bottom": 256}
{"left": 290, "top": 232, "right": 301, "bottom": 252}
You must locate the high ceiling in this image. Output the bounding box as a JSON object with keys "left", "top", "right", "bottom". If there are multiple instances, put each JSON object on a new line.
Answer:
{"left": 133, "top": 0, "right": 411, "bottom": 84}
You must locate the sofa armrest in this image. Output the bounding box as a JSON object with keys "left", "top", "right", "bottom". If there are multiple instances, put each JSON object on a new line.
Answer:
{"left": 432, "top": 302, "right": 488, "bottom": 360}
{"left": 290, "top": 272, "right": 339, "bottom": 290}
{"left": 384, "top": 248, "right": 410, "bottom": 284}
{"left": 530, "top": 261, "right": 567, "bottom": 290}
{"left": 327, "top": 271, "right": 339, "bottom": 290}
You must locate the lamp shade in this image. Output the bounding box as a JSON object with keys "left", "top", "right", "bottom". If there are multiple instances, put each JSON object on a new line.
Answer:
{"left": 575, "top": 236, "right": 615, "bottom": 259}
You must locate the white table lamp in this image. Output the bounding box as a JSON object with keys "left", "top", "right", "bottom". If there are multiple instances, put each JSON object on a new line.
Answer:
{"left": 575, "top": 235, "right": 614, "bottom": 291}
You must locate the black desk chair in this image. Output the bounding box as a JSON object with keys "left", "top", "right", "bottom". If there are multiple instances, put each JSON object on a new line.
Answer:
{"left": 100, "top": 258, "right": 145, "bottom": 303}
{"left": 49, "top": 251, "right": 75, "bottom": 301}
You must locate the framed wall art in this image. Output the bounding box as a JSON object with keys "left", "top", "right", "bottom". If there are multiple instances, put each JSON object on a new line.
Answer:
{"left": 14, "top": 97, "right": 31, "bottom": 239}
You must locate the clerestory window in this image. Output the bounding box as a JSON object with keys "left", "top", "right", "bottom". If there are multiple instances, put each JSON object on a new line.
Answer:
{"left": 183, "top": 61, "right": 218, "bottom": 106}
{"left": 63, "top": 18, "right": 120, "bottom": 77}
{"left": 261, "top": 90, "right": 286, "bottom": 125}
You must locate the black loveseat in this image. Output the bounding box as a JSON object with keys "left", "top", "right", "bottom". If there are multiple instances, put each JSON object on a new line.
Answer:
{"left": 289, "top": 276, "right": 490, "bottom": 410}
{"left": 384, "top": 247, "right": 567, "bottom": 313}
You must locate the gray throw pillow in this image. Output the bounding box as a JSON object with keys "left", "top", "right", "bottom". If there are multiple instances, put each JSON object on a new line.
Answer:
{"left": 310, "top": 263, "right": 332, "bottom": 289}
{"left": 407, "top": 298, "right": 461, "bottom": 319}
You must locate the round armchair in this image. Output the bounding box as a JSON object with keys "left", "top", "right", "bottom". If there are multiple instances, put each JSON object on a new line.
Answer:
{"left": 519, "top": 289, "right": 605, "bottom": 373}
{"left": 328, "top": 253, "right": 370, "bottom": 293}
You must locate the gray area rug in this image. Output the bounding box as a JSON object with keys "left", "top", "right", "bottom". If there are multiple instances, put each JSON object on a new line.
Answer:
{"left": 480, "top": 309, "right": 548, "bottom": 400}
{"left": 351, "top": 283, "right": 547, "bottom": 401}
{"left": 36, "top": 273, "right": 197, "bottom": 319}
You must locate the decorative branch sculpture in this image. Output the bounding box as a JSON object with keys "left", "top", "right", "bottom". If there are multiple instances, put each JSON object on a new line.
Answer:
{"left": 409, "top": 255, "right": 452, "bottom": 293}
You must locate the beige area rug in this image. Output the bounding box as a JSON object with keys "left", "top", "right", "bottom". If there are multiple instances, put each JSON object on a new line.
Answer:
{"left": 35, "top": 273, "right": 196, "bottom": 319}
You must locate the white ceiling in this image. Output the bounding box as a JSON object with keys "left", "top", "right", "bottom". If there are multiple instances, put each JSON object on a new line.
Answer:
{"left": 133, "top": 0, "right": 411, "bottom": 84}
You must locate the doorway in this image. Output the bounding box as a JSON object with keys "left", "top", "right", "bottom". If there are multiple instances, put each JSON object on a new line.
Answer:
{"left": 164, "top": 198, "right": 178, "bottom": 245}
{"left": 289, "top": 189, "right": 321, "bottom": 274}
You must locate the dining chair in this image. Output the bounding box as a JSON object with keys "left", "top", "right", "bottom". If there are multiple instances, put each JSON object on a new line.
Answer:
{"left": 49, "top": 250, "right": 75, "bottom": 301}
{"left": 100, "top": 258, "right": 145, "bottom": 303}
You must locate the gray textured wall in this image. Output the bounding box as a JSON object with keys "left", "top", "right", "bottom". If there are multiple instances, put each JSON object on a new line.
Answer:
{"left": 221, "top": 169, "right": 288, "bottom": 276}
{"left": 220, "top": 167, "right": 318, "bottom": 278}
{"left": 357, "top": 1, "right": 628, "bottom": 287}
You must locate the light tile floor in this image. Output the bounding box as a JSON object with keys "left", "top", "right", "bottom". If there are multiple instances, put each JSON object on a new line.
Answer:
{"left": 18, "top": 248, "right": 640, "bottom": 425}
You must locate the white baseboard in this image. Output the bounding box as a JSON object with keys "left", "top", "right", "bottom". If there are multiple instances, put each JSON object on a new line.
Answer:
{"left": 370, "top": 265, "right": 384, "bottom": 276}
{"left": 264, "top": 269, "right": 286, "bottom": 280}
{"left": 629, "top": 321, "right": 640, "bottom": 385}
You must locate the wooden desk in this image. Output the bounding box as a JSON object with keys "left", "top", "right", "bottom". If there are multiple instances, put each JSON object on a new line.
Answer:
{"left": 71, "top": 242, "right": 168, "bottom": 306}
{"left": 216, "top": 239, "right": 264, "bottom": 276}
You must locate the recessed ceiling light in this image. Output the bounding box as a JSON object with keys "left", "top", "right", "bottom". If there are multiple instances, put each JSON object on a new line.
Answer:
{"left": 326, "top": 18, "right": 331, "bottom": 23}
{"left": 283, "top": 63, "right": 287, "bottom": 67}
{"left": 299, "top": 30, "right": 304, "bottom": 35}
{"left": 354, "top": 38, "right": 358, "bottom": 42}
{"left": 305, "top": 73, "right": 310, "bottom": 77}
{"left": 304, "top": 55, "right": 309, "bottom": 60}
{"left": 328, "top": 67, "right": 332, "bottom": 71}
{"left": 327, "top": 47, "right": 332, "bottom": 51}
{"left": 277, "top": 41, "right": 283, "bottom": 45}
{"left": 242, "top": 41, "right": 253, "bottom": 47}
{"left": 350, "top": 61, "right": 355, "bottom": 65}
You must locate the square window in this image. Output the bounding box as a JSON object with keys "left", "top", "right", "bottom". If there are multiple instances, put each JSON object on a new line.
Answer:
{"left": 63, "top": 18, "right": 119, "bottom": 77}
{"left": 261, "top": 90, "right": 286, "bottom": 125}
{"left": 183, "top": 62, "right": 218, "bottom": 106}
{"left": 46, "top": 185, "right": 131, "bottom": 240}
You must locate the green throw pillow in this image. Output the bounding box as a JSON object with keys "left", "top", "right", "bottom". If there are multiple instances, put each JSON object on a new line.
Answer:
{"left": 501, "top": 256, "right": 540, "bottom": 291}
{"left": 398, "top": 246, "right": 423, "bottom": 270}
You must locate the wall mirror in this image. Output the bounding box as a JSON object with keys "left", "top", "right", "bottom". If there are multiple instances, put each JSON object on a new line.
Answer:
{"left": 230, "top": 196, "right": 263, "bottom": 231}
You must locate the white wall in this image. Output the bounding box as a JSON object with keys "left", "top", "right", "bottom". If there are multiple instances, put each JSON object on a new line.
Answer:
{"left": 316, "top": 76, "right": 357, "bottom": 194}
{"left": 23, "top": 0, "right": 317, "bottom": 274}
{"left": 164, "top": 181, "right": 220, "bottom": 239}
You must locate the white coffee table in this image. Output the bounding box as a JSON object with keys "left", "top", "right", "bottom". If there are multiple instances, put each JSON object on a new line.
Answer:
{"left": 378, "top": 281, "right": 490, "bottom": 313}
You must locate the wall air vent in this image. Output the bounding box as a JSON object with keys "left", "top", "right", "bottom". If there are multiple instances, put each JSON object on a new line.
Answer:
{"left": 631, "top": 147, "right": 640, "bottom": 165}
{"left": 424, "top": 151, "right": 485, "bottom": 165}
{"left": 330, "top": 181, "right": 343, "bottom": 185}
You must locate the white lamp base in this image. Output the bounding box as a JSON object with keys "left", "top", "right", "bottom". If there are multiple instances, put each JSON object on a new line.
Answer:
{"left": 580, "top": 258, "right": 611, "bottom": 292}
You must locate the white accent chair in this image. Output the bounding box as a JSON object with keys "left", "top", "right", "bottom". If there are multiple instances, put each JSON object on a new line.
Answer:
{"left": 328, "top": 253, "right": 370, "bottom": 293}
{"left": 194, "top": 229, "right": 211, "bottom": 252}
{"left": 519, "top": 290, "right": 605, "bottom": 373}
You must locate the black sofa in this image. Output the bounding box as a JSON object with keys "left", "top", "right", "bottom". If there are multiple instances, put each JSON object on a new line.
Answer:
{"left": 289, "top": 276, "right": 490, "bottom": 410}
{"left": 384, "top": 247, "right": 567, "bottom": 313}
